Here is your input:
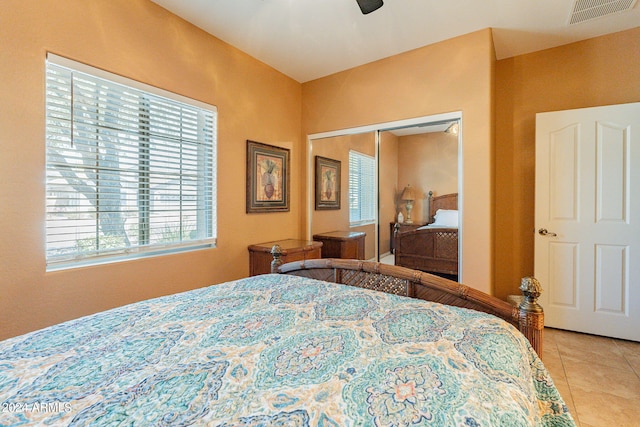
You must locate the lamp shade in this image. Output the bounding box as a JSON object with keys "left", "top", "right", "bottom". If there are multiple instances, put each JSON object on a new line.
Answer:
{"left": 401, "top": 185, "right": 415, "bottom": 201}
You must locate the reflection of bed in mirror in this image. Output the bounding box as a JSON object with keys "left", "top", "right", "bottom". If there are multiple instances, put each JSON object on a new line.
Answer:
{"left": 394, "top": 192, "right": 458, "bottom": 278}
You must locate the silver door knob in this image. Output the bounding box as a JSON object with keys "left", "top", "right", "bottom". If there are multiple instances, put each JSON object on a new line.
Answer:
{"left": 538, "top": 228, "right": 557, "bottom": 237}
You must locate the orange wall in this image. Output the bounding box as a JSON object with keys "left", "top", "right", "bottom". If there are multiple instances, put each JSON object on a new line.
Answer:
{"left": 379, "top": 131, "right": 399, "bottom": 255}
{"left": 0, "top": 0, "right": 302, "bottom": 340}
{"left": 494, "top": 27, "right": 640, "bottom": 299}
{"left": 302, "top": 29, "right": 495, "bottom": 292}
{"left": 397, "top": 132, "right": 459, "bottom": 223}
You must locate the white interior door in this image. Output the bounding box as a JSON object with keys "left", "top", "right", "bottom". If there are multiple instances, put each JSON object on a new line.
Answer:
{"left": 535, "top": 102, "right": 640, "bottom": 342}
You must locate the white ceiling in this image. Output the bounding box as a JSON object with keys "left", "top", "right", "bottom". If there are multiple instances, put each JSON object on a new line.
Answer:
{"left": 151, "top": 0, "right": 639, "bottom": 83}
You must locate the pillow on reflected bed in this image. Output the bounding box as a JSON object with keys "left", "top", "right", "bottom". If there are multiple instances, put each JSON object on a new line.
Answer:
{"left": 418, "top": 209, "right": 458, "bottom": 229}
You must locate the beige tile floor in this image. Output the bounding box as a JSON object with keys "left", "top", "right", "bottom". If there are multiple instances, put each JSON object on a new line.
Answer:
{"left": 543, "top": 328, "right": 640, "bottom": 427}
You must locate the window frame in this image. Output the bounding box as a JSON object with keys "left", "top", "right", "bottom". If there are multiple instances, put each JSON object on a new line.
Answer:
{"left": 348, "top": 149, "right": 376, "bottom": 226}
{"left": 45, "top": 54, "right": 217, "bottom": 271}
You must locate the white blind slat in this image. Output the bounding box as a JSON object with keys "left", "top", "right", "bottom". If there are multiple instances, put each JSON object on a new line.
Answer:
{"left": 45, "top": 57, "right": 217, "bottom": 269}
{"left": 348, "top": 150, "right": 376, "bottom": 224}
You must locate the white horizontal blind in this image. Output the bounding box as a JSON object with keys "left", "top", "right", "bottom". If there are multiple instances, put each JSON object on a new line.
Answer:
{"left": 348, "top": 150, "right": 376, "bottom": 224}
{"left": 45, "top": 56, "right": 217, "bottom": 268}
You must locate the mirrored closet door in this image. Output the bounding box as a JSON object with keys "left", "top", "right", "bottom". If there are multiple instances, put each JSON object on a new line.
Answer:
{"left": 308, "top": 112, "right": 462, "bottom": 280}
{"left": 310, "top": 131, "right": 378, "bottom": 261}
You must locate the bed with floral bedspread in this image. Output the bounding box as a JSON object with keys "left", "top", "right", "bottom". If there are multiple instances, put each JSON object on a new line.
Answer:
{"left": 0, "top": 274, "right": 574, "bottom": 426}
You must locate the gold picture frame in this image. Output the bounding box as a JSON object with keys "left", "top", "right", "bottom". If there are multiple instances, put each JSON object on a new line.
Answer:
{"left": 246, "top": 140, "right": 290, "bottom": 213}
{"left": 315, "top": 155, "right": 341, "bottom": 210}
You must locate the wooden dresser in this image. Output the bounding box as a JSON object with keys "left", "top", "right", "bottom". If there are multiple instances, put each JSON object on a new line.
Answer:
{"left": 248, "top": 239, "right": 322, "bottom": 276}
{"left": 312, "top": 231, "right": 366, "bottom": 260}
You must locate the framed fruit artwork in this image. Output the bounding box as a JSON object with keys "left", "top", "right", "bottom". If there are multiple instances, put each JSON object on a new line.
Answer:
{"left": 246, "top": 140, "right": 290, "bottom": 213}
{"left": 315, "top": 155, "right": 340, "bottom": 210}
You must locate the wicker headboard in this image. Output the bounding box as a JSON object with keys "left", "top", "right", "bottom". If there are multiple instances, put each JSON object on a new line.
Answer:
{"left": 428, "top": 192, "right": 458, "bottom": 223}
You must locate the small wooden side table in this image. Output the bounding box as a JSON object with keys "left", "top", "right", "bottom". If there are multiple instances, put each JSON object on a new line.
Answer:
{"left": 248, "top": 239, "right": 322, "bottom": 276}
{"left": 312, "top": 231, "right": 366, "bottom": 260}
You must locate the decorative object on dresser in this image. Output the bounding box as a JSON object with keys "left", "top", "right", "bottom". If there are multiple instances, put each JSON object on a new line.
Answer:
{"left": 248, "top": 239, "right": 321, "bottom": 276}
{"left": 400, "top": 184, "right": 416, "bottom": 223}
{"left": 312, "top": 231, "right": 365, "bottom": 260}
{"left": 314, "top": 156, "right": 341, "bottom": 210}
{"left": 394, "top": 192, "right": 459, "bottom": 277}
{"left": 246, "top": 140, "right": 290, "bottom": 213}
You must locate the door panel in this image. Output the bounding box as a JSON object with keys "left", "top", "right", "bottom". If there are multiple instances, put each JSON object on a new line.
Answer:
{"left": 550, "top": 124, "right": 579, "bottom": 221}
{"left": 596, "top": 122, "right": 629, "bottom": 223}
{"left": 548, "top": 242, "right": 578, "bottom": 308}
{"left": 535, "top": 102, "right": 640, "bottom": 341}
{"left": 594, "top": 244, "right": 627, "bottom": 315}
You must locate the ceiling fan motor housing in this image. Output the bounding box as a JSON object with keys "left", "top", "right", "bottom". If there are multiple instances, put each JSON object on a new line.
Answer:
{"left": 357, "top": 0, "right": 384, "bottom": 14}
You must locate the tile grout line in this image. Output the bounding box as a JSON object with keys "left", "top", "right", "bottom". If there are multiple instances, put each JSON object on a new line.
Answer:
{"left": 548, "top": 329, "right": 640, "bottom": 426}
{"left": 555, "top": 335, "right": 581, "bottom": 426}
{"left": 612, "top": 339, "right": 640, "bottom": 381}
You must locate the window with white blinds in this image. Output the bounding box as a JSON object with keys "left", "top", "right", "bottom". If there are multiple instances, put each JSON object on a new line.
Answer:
{"left": 348, "top": 150, "right": 376, "bottom": 225}
{"left": 45, "top": 55, "right": 217, "bottom": 269}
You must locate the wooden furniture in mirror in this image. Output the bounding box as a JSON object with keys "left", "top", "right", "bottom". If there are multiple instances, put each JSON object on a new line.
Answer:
{"left": 395, "top": 192, "right": 459, "bottom": 277}
{"left": 312, "top": 231, "right": 366, "bottom": 260}
{"left": 389, "top": 222, "right": 425, "bottom": 253}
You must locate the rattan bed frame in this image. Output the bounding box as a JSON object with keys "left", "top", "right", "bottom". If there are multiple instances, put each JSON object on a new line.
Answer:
{"left": 270, "top": 248, "right": 544, "bottom": 356}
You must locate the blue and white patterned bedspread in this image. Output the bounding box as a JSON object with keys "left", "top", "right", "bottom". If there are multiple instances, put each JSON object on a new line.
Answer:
{"left": 0, "top": 274, "right": 574, "bottom": 426}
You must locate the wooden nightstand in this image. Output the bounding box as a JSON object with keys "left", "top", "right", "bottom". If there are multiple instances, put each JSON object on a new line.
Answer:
{"left": 248, "top": 239, "right": 322, "bottom": 276}
{"left": 312, "top": 231, "right": 366, "bottom": 260}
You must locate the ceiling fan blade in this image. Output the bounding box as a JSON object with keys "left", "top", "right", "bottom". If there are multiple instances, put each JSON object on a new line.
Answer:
{"left": 356, "top": 0, "right": 384, "bottom": 14}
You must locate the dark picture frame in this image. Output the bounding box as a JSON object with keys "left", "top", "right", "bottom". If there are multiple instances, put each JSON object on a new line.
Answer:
{"left": 315, "top": 155, "right": 341, "bottom": 210}
{"left": 246, "top": 140, "right": 290, "bottom": 213}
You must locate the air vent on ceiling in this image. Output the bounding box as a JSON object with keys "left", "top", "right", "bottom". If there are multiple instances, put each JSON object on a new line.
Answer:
{"left": 569, "top": 0, "right": 637, "bottom": 25}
